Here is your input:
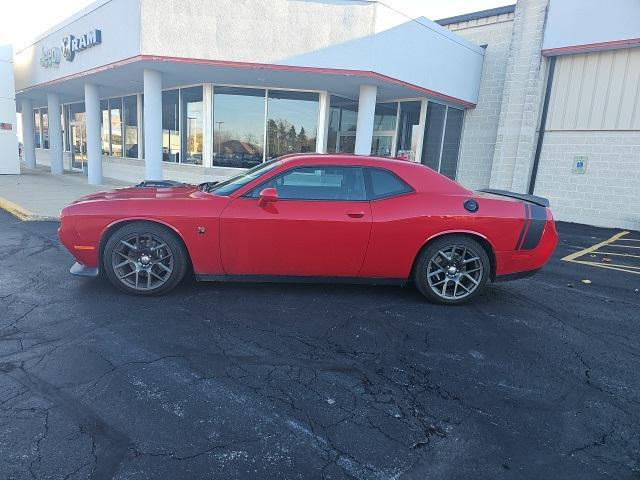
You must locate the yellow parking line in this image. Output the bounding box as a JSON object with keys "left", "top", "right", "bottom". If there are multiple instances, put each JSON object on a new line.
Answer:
{"left": 562, "top": 231, "right": 629, "bottom": 262}
{"left": 0, "top": 196, "right": 36, "bottom": 221}
{"left": 592, "top": 251, "right": 640, "bottom": 259}
{"left": 569, "top": 260, "right": 640, "bottom": 275}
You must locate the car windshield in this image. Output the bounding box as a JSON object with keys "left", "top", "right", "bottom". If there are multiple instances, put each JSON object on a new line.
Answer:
{"left": 203, "top": 159, "right": 283, "bottom": 196}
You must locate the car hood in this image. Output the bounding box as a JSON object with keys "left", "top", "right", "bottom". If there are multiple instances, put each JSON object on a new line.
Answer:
{"left": 72, "top": 185, "right": 200, "bottom": 203}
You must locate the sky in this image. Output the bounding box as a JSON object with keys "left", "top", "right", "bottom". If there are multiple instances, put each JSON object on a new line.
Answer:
{"left": 1, "top": 0, "right": 515, "bottom": 50}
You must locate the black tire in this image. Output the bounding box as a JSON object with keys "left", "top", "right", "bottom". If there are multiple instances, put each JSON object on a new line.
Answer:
{"left": 413, "top": 235, "right": 490, "bottom": 305}
{"left": 102, "top": 222, "right": 188, "bottom": 296}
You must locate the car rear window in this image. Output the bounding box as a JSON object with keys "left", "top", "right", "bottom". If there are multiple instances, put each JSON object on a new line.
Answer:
{"left": 365, "top": 168, "right": 413, "bottom": 200}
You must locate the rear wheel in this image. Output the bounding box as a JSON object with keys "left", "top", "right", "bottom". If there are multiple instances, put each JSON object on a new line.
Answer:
{"left": 413, "top": 235, "right": 490, "bottom": 305}
{"left": 103, "top": 222, "right": 187, "bottom": 296}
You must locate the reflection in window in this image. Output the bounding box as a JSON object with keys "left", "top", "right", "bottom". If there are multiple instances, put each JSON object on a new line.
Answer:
{"left": 251, "top": 166, "right": 366, "bottom": 201}
{"left": 101, "top": 100, "right": 110, "bottom": 155}
{"left": 123, "top": 96, "right": 138, "bottom": 158}
{"left": 64, "top": 103, "right": 85, "bottom": 152}
{"left": 181, "top": 86, "right": 203, "bottom": 165}
{"left": 365, "top": 168, "right": 412, "bottom": 200}
{"left": 213, "top": 87, "right": 265, "bottom": 168}
{"left": 421, "top": 102, "right": 464, "bottom": 180}
{"left": 370, "top": 103, "right": 397, "bottom": 157}
{"left": 395, "top": 101, "right": 422, "bottom": 161}
{"left": 162, "top": 89, "right": 180, "bottom": 163}
{"left": 266, "top": 90, "right": 319, "bottom": 159}
{"left": 421, "top": 102, "right": 446, "bottom": 171}
{"left": 440, "top": 107, "right": 464, "bottom": 179}
{"left": 110, "top": 98, "right": 123, "bottom": 157}
{"left": 34, "top": 110, "right": 41, "bottom": 148}
{"left": 41, "top": 108, "right": 49, "bottom": 149}
{"left": 327, "top": 95, "right": 358, "bottom": 154}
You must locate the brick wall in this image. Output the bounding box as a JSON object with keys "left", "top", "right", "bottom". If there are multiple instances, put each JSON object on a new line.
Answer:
{"left": 445, "top": 13, "right": 515, "bottom": 189}
{"left": 489, "top": 0, "right": 550, "bottom": 193}
{"left": 534, "top": 131, "right": 640, "bottom": 230}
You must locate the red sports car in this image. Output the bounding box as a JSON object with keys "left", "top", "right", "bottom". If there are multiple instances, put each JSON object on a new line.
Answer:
{"left": 58, "top": 154, "right": 558, "bottom": 304}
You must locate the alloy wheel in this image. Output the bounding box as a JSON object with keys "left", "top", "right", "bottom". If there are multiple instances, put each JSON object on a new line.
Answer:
{"left": 111, "top": 232, "right": 174, "bottom": 291}
{"left": 426, "top": 244, "right": 484, "bottom": 300}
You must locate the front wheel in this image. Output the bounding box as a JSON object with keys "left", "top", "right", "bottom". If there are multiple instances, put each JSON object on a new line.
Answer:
{"left": 103, "top": 222, "right": 188, "bottom": 296}
{"left": 413, "top": 235, "right": 490, "bottom": 305}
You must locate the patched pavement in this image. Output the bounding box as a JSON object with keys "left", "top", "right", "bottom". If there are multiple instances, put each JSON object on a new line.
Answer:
{"left": 0, "top": 210, "right": 638, "bottom": 479}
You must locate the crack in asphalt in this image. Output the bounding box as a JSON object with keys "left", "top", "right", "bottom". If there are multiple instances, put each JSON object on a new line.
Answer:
{"left": 0, "top": 215, "right": 639, "bottom": 479}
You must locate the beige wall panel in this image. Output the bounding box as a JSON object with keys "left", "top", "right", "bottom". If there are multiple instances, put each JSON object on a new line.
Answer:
{"left": 589, "top": 51, "right": 613, "bottom": 129}
{"left": 575, "top": 53, "right": 599, "bottom": 129}
{"left": 603, "top": 49, "right": 629, "bottom": 128}
{"left": 547, "top": 56, "right": 569, "bottom": 129}
{"left": 618, "top": 48, "right": 640, "bottom": 129}
{"left": 564, "top": 55, "right": 585, "bottom": 128}
{"left": 549, "top": 48, "right": 640, "bottom": 131}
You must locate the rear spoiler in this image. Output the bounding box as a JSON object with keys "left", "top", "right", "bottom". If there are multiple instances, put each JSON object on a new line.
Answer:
{"left": 478, "top": 189, "right": 550, "bottom": 208}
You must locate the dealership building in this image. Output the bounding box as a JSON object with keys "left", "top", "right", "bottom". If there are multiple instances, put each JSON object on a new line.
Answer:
{"left": 4, "top": 0, "right": 640, "bottom": 229}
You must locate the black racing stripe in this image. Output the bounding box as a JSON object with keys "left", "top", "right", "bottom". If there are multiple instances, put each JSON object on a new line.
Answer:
{"left": 521, "top": 204, "right": 547, "bottom": 250}
{"left": 515, "top": 203, "right": 530, "bottom": 250}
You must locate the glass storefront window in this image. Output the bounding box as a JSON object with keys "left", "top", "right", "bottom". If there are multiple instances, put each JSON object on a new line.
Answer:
{"left": 63, "top": 105, "right": 69, "bottom": 151}
{"left": 327, "top": 95, "right": 358, "bottom": 154}
{"left": 421, "top": 102, "right": 446, "bottom": 171}
{"left": 110, "top": 98, "right": 123, "bottom": 157}
{"left": 371, "top": 102, "right": 397, "bottom": 157}
{"left": 34, "top": 109, "right": 41, "bottom": 148}
{"left": 395, "top": 101, "right": 422, "bottom": 161}
{"left": 266, "top": 90, "right": 319, "bottom": 159}
{"left": 440, "top": 107, "right": 464, "bottom": 179}
{"left": 100, "top": 100, "right": 110, "bottom": 155}
{"left": 41, "top": 108, "right": 49, "bottom": 149}
{"left": 123, "top": 95, "right": 138, "bottom": 158}
{"left": 64, "top": 103, "right": 85, "bottom": 152}
{"left": 162, "top": 89, "right": 180, "bottom": 163}
{"left": 421, "top": 102, "right": 464, "bottom": 179}
{"left": 213, "top": 87, "right": 265, "bottom": 168}
{"left": 181, "top": 86, "right": 203, "bottom": 165}
{"left": 69, "top": 103, "right": 85, "bottom": 122}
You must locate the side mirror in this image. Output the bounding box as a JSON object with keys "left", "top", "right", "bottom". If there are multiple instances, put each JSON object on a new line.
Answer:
{"left": 258, "top": 187, "right": 278, "bottom": 206}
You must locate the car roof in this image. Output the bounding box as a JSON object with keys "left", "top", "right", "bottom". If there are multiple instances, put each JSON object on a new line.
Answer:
{"left": 277, "top": 154, "right": 470, "bottom": 195}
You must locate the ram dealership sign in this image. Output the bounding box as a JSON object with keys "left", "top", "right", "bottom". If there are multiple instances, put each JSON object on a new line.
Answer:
{"left": 40, "top": 29, "right": 102, "bottom": 68}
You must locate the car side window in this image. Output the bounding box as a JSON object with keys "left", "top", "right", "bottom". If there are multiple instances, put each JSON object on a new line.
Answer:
{"left": 365, "top": 167, "right": 413, "bottom": 200}
{"left": 246, "top": 166, "right": 367, "bottom": 201}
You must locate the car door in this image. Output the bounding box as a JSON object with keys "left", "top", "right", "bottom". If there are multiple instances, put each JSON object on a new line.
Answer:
{"left": 219, "top": 165, "right": 372, "bottom": 277}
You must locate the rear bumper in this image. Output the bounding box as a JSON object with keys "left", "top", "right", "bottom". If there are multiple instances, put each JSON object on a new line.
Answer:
{"left": 495, "top": 211, "right": 559, "bottom": 276}
{"left": 70, "top": 262, "right": 99, "bottom": 277}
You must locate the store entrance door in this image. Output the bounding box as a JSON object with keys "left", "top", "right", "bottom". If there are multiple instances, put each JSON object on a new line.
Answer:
{"left": 70, "top": 122, "right": 87, "bottom": 174}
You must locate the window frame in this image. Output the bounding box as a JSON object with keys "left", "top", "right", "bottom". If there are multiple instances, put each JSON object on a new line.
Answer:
{"left": 243, "top": 164, "right": 368, "bottom": 202}
{"left": 363, "top": 167, "right": 415, "bottom": 201}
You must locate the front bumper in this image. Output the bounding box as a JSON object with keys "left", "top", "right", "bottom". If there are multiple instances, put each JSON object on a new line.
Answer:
{"left": 70, "top": 262, "right": 99, "bottom": 277}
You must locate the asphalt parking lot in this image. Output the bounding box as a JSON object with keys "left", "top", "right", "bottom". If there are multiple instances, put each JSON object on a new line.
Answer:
{"left": 0, "top": 210, "right": 639, "bottom": 480}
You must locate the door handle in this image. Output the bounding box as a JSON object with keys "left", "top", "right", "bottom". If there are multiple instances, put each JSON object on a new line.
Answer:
{"left": 347, "top": 212, "right": 365, "bottom": 218}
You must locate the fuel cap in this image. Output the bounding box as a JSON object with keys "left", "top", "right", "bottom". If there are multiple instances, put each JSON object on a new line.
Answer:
{"left": 464, "top": 199, "right": 479, "bottom": 213}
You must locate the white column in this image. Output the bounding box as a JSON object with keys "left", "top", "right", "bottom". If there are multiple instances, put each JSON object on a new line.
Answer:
{"left": 84, "top": 83, "right": 103, "bottom": 185}
{"left": 47, "top": 93, "right": 63, "bottom": 175}
{"left": 143, "top": 69, "right": 163, "bottom": 180}
{"left": 136, "top": 93, "right": 144, "bottom": 161}
{"left": 354, "top": 84, "right": 377, "bottom": 155}
{"left": 21, "top": 98, "right": 36, "bottom": 169}
{"left": 316, "top": 91, "right": 331, "bottom": 154}
{"left": 202, "top": 83, "right": 213, "bottom": 167}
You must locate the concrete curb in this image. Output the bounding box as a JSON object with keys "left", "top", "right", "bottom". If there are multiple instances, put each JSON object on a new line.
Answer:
{"left": 0, "top": 197, "right": 58, "bottom": 221}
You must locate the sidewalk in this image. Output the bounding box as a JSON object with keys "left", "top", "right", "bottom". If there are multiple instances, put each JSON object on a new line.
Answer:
{"left": 0, "top": 165, "right": 129, "bottom": 220}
